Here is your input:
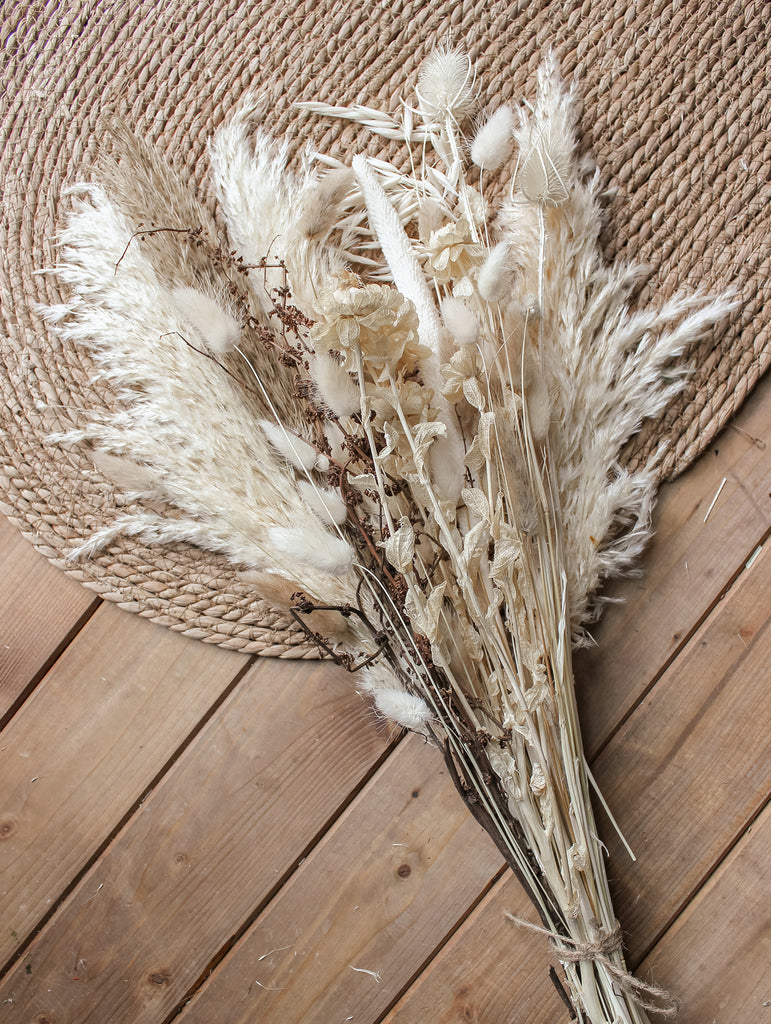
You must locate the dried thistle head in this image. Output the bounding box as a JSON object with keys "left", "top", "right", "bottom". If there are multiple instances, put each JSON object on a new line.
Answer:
{"left": 416, "top": 46, "right": 476, "bottom": 122}
{"left": 518, "top": 128, "right": 571, "bottom": 207}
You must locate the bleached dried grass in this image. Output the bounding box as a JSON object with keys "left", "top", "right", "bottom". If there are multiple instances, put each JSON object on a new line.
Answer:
{"left": 47, "top": 51, "right": 735, "bottom": 1023}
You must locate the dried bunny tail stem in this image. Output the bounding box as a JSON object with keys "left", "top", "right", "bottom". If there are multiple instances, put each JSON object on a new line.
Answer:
{"left": 372, "top": 688, "right": 434, "bottom": 732}
{"left": 309, "top": 353, "right": 360, "bottom": 418}
{"left": 471, "top": 105, "right": 515, "bottom": 171}
{"left": 170, "top": 286, "right": 241, "bottom": 353}
{"left": 258, "top": 418, "right": 329, "bottom": 473}
{"left": 441, "top": 296, "right": 479, "bottom": 346}
{"left": 352, "top": 154, "right": 466, "bottom": 502}
{"left": 298, "top": 481, "right": 348, "bottom": 526}
{"left": 268, "top": 525, "right": 354, "bottom": 575}
{"left": 477, "top": 242, "right": 510, "bottom": 301}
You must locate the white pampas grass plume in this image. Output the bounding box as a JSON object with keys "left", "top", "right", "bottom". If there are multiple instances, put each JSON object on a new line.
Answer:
{"left": 209, "top": 112, "right": 350, "bottom": 316}
{"left": 477, "top": 242, "right": 510, "bottom": 302}
{"left": 90, "top": 450, "right": 160, "bottom": 495}
{"left": 471, "top": 106, "right": 515, "bottom": 170}
{"left": 299, "top": 481, "right": 348, "bottom": 526}
{"left": 441, "top": 296, "right": 479, "bottom": 346}
{"left": 268, "top": 525, "right": 354, "bottom": 575}
{"left": 170, "top": 286, "right": 241, "bottom": 353}
{"left": 259, "top": 420, "right": 329, "bottom": 473}
{"left": 237, "top": 568, "right": 354, "bottom": 643}
{"left": 416, "top": 46, "right": 476, "bottom": 121}
{"left": 373, "top": 688, "right": 433, "bottom": 733}
{"left": 50, "top": 184, "right": 354, "bottom": 595}
{"left": 301, "top": 167, "right": 355, "bottom": 239}
{"left": 310, "top": 354, "right": 361, "bottom": 418}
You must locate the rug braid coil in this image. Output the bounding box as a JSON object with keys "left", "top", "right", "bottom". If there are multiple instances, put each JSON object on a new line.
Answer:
{"left": 1, "top": 0, "right": 768, "bottom": 654}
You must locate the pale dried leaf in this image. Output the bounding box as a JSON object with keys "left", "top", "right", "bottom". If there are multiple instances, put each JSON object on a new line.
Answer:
{"left": 412, "top": 420, "right": 447, "bottom": 475}
{"left": 383, "top": 516, "right": 415, "bottom": 573}
{"left": 461, "top": 486, "right": 490, "bottom": 522}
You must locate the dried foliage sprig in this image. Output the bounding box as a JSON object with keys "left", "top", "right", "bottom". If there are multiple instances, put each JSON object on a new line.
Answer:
{"left": 45, "top": 50, "right": 735, "bottom": 1023}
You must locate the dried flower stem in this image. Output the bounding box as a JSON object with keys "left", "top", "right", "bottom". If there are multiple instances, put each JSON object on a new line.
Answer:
{"left": 52, "top": 48, "right": 735, "bottom": 1024}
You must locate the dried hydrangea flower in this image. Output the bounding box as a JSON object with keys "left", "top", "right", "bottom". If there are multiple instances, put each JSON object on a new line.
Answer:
{"left": 310, "top": 284, "right": 428, "bottom": 379}
{"left": 423, "top": 217, "right": 481, "bottom": 286}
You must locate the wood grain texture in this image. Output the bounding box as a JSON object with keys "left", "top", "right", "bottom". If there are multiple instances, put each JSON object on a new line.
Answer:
{"left": 595, "top": 542, "right": 770, "bottom": 963}
{"left": 0, "top": 366, "right": 767, "bottom": 1024}
{"left": 379, "top": 543, "right": 770, "bottom": 1023}
{"left": 0, "top": 657, "right": 389, "bottom": 1023}
{"left": 178, "top": 735, "right": 504, "bottom": 1024}
{"left": 575, "top": 371, "right": 770, "bottom": 757}
{"left": 641, "top": 801, "right": 771, "bottom": 1024}
{"left": 383, "top": 872, "right": 564, "bottom": 1024}
{"left": 0, "top": 513, "right": 98, "bottom": 718}
{"left": 0, "top": 602, "right": 248, "bottom": 966}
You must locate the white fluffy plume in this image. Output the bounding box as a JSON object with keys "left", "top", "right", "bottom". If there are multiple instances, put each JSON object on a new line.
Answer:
{"left": 495, "top": 55, "right": 737, "bottom": 629}
{"left": 209, "top": 106, "right": 350, "bottom": 317}
{"left": 50, "top": 184, "right": 355, "bottom": 602}
{"left": 47, "top": 52, "right": 735, "bottom": 1024}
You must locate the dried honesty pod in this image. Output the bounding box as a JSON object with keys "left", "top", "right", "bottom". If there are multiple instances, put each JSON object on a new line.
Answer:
{"left": 48, "top": 47, "right": 734, "bottom": 1024}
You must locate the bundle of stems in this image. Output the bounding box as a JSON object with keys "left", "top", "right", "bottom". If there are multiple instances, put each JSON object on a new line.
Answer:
{"left": 50, "top": 48, "right": 733, "bottom": 1023}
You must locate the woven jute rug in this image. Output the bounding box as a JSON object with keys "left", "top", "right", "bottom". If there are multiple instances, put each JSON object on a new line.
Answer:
{"left": 1, "top": 0, "right": 768, "bottom": 655}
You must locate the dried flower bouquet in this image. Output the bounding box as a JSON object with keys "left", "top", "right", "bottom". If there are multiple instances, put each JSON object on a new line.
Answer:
{"left": 46, "top": 49, "right": 733, "bottom": 1023}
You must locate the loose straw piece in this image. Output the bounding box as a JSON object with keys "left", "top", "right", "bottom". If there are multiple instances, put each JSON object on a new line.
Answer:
{"left": 703, "top": 477, "right": 727, "bottom": 523}
{"left": 504, "top": 914, "right": 680, "bottom": 1018}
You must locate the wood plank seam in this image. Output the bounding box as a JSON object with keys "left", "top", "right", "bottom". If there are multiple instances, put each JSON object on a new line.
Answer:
{"left": 597, "top": 542, "right": 770, "bottom": 967}
{"left": 640, "top": 790, "right": 771, "bottom": 970}
{"left": 638, "top": 800, "right": 771, "bottom": 1023}
{"left": 0, "top": 597, "right": 102, "bottom": 733}
{"left": 370, "top": 864, "right": 511, "bottom": 1024}
{"left": 0, "top": 383, "right": 764, "bottom": 1023}
{"left": 632, "top": 723, "right": 771, "bottom": 969}
{"left": 157, "top": 731, "right": 408, "bottom": 1024}
{"left": 588, "top": 525, "right": 769, "bottom": 763}
{"left": 169, "top": 733, "right": 507, "bottom": 1024}
{"left": 0, "top": 657, "right": 397, "bottom": 1022}
{"left": 365, "top": 541, "right": 769, "bottom": 1021}
{"left": 161, "top": 532, "right": 770, "bottom": 1022}
{"left": 0, "top": 652, "right": 258, "bottom": 979}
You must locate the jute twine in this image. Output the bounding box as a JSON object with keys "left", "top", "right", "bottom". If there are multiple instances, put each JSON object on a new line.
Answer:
{"left": 1, "top": 0, "right": 768, "bottom": 654}
{"left": 505, "top": 914, "right": 679, "bottom": 1018}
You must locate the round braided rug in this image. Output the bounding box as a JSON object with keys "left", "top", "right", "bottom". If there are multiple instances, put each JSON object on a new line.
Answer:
{"left": 1, "top": 0, "right": 769, "bottom": 655}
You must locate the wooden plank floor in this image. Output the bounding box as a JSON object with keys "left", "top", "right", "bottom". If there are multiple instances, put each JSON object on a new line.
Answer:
{"left": 0, "top": 373, "right": 768, "bottom": 1024}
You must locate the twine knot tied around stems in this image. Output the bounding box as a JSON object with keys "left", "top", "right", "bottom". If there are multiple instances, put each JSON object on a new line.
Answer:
{"left": 504, "top": 914, "right": 680, "bottom": 1019}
